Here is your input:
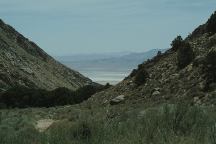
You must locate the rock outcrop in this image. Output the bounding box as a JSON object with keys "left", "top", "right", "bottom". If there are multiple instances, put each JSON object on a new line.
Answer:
{"left": 110, "top": 95, "right": 125, "bottom": 105}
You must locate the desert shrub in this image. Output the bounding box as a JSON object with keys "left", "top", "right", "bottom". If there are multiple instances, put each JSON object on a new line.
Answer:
{"left": 134, "top": 68, "right": 149, "bottom": 85}
{"left": 207, "top": 11, "right": 216, "bottom": 34}
{"left": 204, "top": 50, "right": 216, "bottom": 90}
{"left": 177, "top": 42, "right": 194, "bottom": 69}
{"left": 171, "top": 35, "right": 183, "bottom": 51}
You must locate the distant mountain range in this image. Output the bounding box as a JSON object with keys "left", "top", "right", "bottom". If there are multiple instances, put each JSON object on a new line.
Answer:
{"left": 57, "top": 49, "right": 167, "bottom": 72}
{"left": 55, "top": 51, "right": 131, "bottom": 62}
{"left": 56, "top": 49, "right": 167, "bottom": 85}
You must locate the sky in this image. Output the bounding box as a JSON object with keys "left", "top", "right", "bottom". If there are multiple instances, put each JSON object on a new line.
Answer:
{"left": 0, "top": 0, "right": 216, "bottom": 56}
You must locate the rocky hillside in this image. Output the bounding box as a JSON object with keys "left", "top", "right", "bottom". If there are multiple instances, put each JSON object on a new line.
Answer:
{"left": 89, "top": 11, "right": 216, "bottom": 106}
{"left": 0, "top": 19, "right": 92, "bottom": 91}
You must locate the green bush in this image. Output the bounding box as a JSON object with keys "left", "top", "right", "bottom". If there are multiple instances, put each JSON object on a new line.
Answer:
{"left": 207, "top": 11, "right": 216, "bottom": 34}
{"left": 0, "top": 85, "right": 99, "bottom": 108}
{"left": 0, "top": 86, "right": 48, "bottom": 108}
{"left": 204, "top": 50, "right": 216, "bottom": 90}
{"left": 134, "top": 68, "right": 149, "bottom": 85}
{"left": 48, "top": 87, "right": 76, "bottom": 106}
{"left": 171, "top": 35, "right": 183, "bottom": 51}
{"left": 157, "top": 51, "right": 162, "bottom": 56}
{"left": 177, "top": 42, "right": 194, "bottom": 69}
{"left": 75, "top": 85, "right": 97, "bottom": 103}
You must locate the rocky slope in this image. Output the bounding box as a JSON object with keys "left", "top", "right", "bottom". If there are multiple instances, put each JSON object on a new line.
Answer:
{"left": 89, "top": 11, "right": 216, "bottom": 107}
{"left": 0, "top": 19, "right": 92, "bottom": 91}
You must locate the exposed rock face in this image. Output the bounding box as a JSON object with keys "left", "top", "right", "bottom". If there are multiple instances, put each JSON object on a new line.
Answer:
{"left": 0, "top": 19, "right": 92, "bottom": 91}
{"left": 110, "top": 95, "right": 125, "bottom": 105}
{"left": 152, "top": 90, "right": 160, "bottom": 97}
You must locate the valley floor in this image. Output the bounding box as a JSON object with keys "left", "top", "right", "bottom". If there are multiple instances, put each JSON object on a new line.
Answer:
{"left": 0, "top": 102, "right": 216, "bottom": 144}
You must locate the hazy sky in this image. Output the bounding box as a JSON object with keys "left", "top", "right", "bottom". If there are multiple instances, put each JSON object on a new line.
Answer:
{"left": 0, "top": 0, "right": 215, "bottom": 56}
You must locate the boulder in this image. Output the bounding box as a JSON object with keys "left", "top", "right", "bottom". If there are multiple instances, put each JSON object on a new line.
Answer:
{"left": 151, "top": 88, "right": 161, "bottom": 96}
{"left": 20, "top": 67, "right": 34, "bottom": 74}
{"left": 110, "top": 95, "right": 125, "bottom": 105}
{"left": 153, "top": 87, "right": 160, "bottom": 91}
{"left": 152, "top": 91, "right": 160, "bottom": 96}
{"left": 186, "top": 64, "right": 193, "bottom": 72}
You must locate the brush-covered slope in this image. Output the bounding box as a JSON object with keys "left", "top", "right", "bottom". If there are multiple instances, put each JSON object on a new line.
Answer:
{"left": 0, "top": 19, "right": 92, "bottom": 91}
{"left": 89, "top": 11, "right": 216, "bottom": 106}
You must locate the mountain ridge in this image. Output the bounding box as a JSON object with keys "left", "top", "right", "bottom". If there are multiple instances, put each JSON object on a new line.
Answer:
{"left": 88, "top": 11, "right": 216, "bottom": 107}
{"left": 0, "top": 19, "right": 92, "bottom": 91}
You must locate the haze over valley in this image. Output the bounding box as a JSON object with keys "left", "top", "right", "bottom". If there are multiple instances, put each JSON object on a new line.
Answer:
{"left": 57, "top": 49, "right": 166, "bottom": 84}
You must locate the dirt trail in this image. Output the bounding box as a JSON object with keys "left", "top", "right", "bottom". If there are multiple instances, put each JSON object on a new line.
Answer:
{"left": 35, "top": 119, "right": 55, "bottom": 132}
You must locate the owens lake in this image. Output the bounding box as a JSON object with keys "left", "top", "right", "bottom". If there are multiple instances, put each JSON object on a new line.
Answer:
{"left": 77, "top": 69, "right": 131, "bottom": 85}
{"left": 61, "top": 61, "right": 133, "bottom": 85}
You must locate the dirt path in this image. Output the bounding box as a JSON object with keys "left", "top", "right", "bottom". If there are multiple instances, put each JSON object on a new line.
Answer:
{"left": 35, "top": 119, "right": 55, "bottom": 132}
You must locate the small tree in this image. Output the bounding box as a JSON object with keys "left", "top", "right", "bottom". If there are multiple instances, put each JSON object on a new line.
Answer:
{"left": 134, "top": 68, "right": 149, "bottom": 85}
{"left": 129, "top": 69, "right": 138, "bottom": 78}
{"left": 104, "top": 83, "right": 111, "bottom": 89}
{"left": 207, "top": 11, "right": 216, "bottom": 34}
{"left": 157, "top": 51, "right": 162, "bottom": 56}
{"left": 171, "top": 35, "right": 183, "bottom": 51}
{"left": 177, "top": 42, "right": 194, "bottom": 69}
